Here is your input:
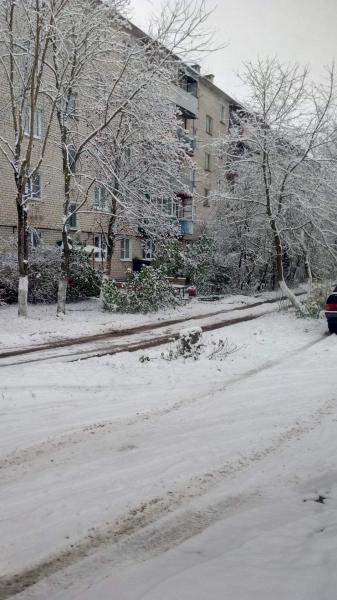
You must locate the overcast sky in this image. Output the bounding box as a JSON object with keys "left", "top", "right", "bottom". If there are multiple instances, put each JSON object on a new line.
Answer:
{"left": 129, "top": 0, "right": 337, "bottom": 102}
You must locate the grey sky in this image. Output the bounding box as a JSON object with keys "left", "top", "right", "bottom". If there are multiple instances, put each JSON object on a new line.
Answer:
{"left": 129, "top": 0, "right": 337, "bottom": 101}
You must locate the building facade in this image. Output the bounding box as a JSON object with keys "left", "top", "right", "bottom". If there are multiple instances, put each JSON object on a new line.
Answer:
{"left": 0, "top": 19, "right": 240, "bottom": 280}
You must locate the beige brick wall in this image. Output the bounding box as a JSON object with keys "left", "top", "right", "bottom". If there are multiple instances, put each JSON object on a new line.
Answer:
{"left": 0, "top": 32, "right": 234, "bottom": 274}
{"left": 0, "top": 104, "right": 144, "bottom": 278}
{"left": 192, "top": 77, "right": 230, "bottom": 236}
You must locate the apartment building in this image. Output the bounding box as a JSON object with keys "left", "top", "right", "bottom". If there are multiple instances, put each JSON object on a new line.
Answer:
{"left": 0, "top": 18, "right": 240, "bottom": 280}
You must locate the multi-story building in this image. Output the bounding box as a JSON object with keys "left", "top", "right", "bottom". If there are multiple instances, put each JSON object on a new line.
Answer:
{"left": 0, "top": 19, "right": 241, "bottom": 280}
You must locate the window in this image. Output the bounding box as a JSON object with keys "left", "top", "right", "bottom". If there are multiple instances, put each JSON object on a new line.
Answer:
{"left": 68, "top": 204, "right": 78, "bottom": 229}
{"left": 178, "top": 71, "right": 198, "bottom": 97}
{"left": 203, "top": 189, "right": 210, "bottom": 207}
{"left": 205, "top": 152, "right": 212, "bottom": 171}
{"left": 67, "top": 93, "right": 77, "bottom": 119}
{"left": 121, "top": 238, "right": 131, "bottom": 260}
{"left": 143, "top": 239, "right": 155, "bottom": 261}
{"left": 162, "top": 199, "right": 173, "bottom": 216}
{"left": 24, "top": 109, "right": 43, "bottom": 139}
{"left": 25, "top": 172, "right": 41, "bottom": 200}
{"left": 94, "top": 234, "right": 107, "bottom": 262}
{"left": 206, "top": 115, "right": 213, "bottom": 135}
{"left": 67, "top": 145, "right": 76, "bottom": 174}
{"left": 30, "top": 228, "right": 42, "bottom": 249}
{"left": 94, "top": 186, "right": 106, "bottom": 210}
{"left": 157, "top": 198, "right": 177, "bottom": 218}
{"left": 220, "top": 104, "right": 226, "bottom": 124}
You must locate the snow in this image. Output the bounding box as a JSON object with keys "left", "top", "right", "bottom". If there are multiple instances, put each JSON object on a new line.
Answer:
{"left": 0, "top": 291, "right": 281, "bottom": 350}
{"left": 1, "top": 305, "right": 335, "bottom": 600}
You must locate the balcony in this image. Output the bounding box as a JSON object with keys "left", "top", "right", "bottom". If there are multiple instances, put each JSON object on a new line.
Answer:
{"left": 179, "top": 219, "right": 194, "bottom": 235}
{"left": 170, "top": 84, "right": 198, "bottom": 118}
{"left": 177, "top": 126, "right": 196, "bottom": 155}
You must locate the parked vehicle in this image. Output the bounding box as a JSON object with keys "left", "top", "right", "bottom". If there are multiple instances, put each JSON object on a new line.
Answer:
{"left": 325, "top": 288, "right": 337, "bottom": 333}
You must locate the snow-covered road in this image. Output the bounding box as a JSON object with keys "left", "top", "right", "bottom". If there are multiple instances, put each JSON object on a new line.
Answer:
{"left": 0, "top": 294, "right": 290, "bottom": 366}
{"left": 0, "top": 310, "right": 335, "bottom": 599}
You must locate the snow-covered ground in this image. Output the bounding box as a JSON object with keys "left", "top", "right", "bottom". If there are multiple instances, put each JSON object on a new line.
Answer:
{"left": 1, "top": 307, "right": 335, "bottom": 600}
{"left": 0, "top": 290, "right": 284, "bottom": 350}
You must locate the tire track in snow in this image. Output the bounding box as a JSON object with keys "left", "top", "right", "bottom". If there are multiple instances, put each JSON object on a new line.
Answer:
{"left": 0, "top": 388, "right": 335, "bottom": 599}
{"left": 1, "top": 294, "right": 303, "bottom": 360}
{"left": 0, "top": 333, "right": 326, "bottom": 478}
{"left": 0, "top": 293, "right": 308, "bottom": 368}
{"left": 0, "top": 312, "right": 267, "bottom": 367}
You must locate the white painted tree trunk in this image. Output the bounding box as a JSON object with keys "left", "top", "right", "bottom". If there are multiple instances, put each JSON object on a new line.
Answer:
{"left": 100, "top": 273, "right": 109, "bottom": 305}
{"left": 279, "top": 279, "right": 305, "bottom": 314}
{"left": 18, "top": 276, "right": 28, "bottom": 317}
{"left": 305, "top": 255, "right": 313, "bottom": 296}
{"left": 57, "top": 278, "right": 68, "bottom": 316}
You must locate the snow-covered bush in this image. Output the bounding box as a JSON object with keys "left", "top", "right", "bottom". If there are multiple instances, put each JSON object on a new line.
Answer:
{"left": 68, "top": 250, "right": 102, "bottom": 301}
{"left": 185, "top": 235, "right": 228, "bottom": 294}
{"left": 153, "top": 239, "right": 186, "bottom": 276}
{"left": 29, "top": 247, "right": 60, "bottom": 303}
{"left": 0, "top": 248, "right": 101, "bottom": 304}
{"left": 0, "top": 254, "right": 18, "bottom": 305}
{"left": 303, "top": 284, "right": 331, "bottom": 319}
{"left": 142, "top": 331, "right": 240, "bottom": 363}
{"left": 153, "top": 235, "right": 228, "bottom": 294}
{"left": 161, "top": 327, "right": 203, "bottom": 361}
{"left": 207, "top": 338, "right": 239, "bottom": 360}
{"left": 102, "top": 266, "right": 179, "bottom": 313}
{"left": 177, "top": 327, "right": 203, "bottom": 359}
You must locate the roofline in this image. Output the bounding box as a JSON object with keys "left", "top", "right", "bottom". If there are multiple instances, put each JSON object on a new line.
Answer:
{"left": 199, "top": 74, "right": 243, "bottom": 109}
{"left": 120, "top": 15, "right": 245, "bottom": 109}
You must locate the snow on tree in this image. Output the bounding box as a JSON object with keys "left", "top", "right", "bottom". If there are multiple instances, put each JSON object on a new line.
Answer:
{"left": 0, "top": 0, "right": 65, "bottom": 316}
{"left": 90, "top": 69, "right": 193, "bottom": 279}
{"left": 48, "top": 0, "right": 215, "bottom": 314}
{"left": 212, "top": 58, "right": 337, "bottom": 308}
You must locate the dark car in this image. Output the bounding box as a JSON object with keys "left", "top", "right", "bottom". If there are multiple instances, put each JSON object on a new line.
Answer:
{"left": 325, "top": 287, "right": 337, "bottom": 333}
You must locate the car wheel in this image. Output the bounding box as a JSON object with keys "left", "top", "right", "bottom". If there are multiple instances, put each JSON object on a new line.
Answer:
{"left": 328, "top": 322, "right": 337, "bottom": 334}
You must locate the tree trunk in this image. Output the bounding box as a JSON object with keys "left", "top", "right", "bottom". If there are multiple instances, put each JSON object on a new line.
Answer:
{"left": 105, "top": 237, "right": 114, "bottom": 279}
{"left": 17, "top": 199, "right": 29, "bottom": 317}
{"left": 304, "top": 253, "right": 313, "bottom": 295}
{"left": 100, "top": 217, "right": 116, "bottom": 302}
{"left": 105, "top": 213, "right": 117, "bottom": 279}
{"left": 301, "top": 231, "right": 313, "bottom": 295}
{"left": 57, "top": 149, "right": 72, "bottom": 316}
{"left": 57, "top": 226, "right": 71, "bottom": 316}
{"left": 271, "top": 218, "right": 305, "bottom": 314}
{"left": 262, "top": 146, "right": 305, "bottom": 314}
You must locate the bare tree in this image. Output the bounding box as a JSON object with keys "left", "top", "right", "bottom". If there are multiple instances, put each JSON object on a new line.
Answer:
{"left": 49, "top": 0, "right": 214, "bottom": 315}
{"left": 213, "top": 58, "right": 337, "bottom": 309}
{"left": 0, "top": 0, "right": 64, "bottom": 315}
{"left": 90, "top": 66, "right": 193, "bottom": 280}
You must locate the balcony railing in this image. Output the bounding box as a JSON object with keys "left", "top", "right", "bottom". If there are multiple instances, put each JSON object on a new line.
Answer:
{"left": 170, "top": 84, "right": 198, "bottom": 117}
{"left": 177, "top": 126, "right": 196, "bottom": 155}
{"left": 179, "top": 219, "right": 194, "bottom": 235}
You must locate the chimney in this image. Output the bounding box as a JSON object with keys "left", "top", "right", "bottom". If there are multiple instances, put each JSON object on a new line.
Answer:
{"left": 191, "top": 64, "right": 201, "bottom": 73}
{"left": 205, "top": 74, "right": 215, "bottom": 83}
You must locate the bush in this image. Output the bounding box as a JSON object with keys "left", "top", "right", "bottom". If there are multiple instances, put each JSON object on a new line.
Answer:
{"left": 0, "top": 247, "right": 101, "bottom": 304}
{"left": 29, "top": 247, "right": 60, "bottom": 303}
{"left": 152, "top": 239, "right": 186, "bottom": 276}
{"left": 102, "top": 266, "right": 179, "bottom": 313}
{"left": 153, "top": 235, "right": 228, "bottom": 294}
{"left": 68, "top": 250, "right": 102, "bottom": 301}
{"left": 0, "top": 254, "right": 18, "bottom": 305}
{"left": 304, "top": 284, "right": 331, "bottom": 319}
{"left": 185, "top": 235, "right": 229, "bottom": 294}
{"left": 160, "top": 327, "right": 203, "bottom": 361}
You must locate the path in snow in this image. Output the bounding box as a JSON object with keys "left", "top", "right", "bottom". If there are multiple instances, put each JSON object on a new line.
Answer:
{"left": 0, "top": 313, "right": 332, "bottom": 598}
{"left": 0, "top": 294, "right": 307, "bottom": 368}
